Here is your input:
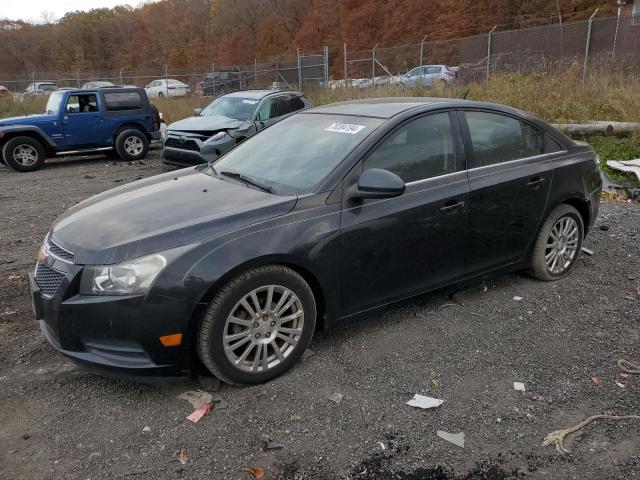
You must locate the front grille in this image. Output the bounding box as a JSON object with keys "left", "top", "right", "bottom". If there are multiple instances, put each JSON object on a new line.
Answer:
{"left": 47, "top": 237, "right": 75, "bottom": 262}
{"left": 165, "top": 137, "right": 200, "bottom": 151}
{"left": 35, "top": 262, "right": 66, "bottom": 297}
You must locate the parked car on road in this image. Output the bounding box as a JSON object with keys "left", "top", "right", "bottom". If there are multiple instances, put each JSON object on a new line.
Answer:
{"left": 397, "top": 65, "right": 456, "bottom": 87}
{"left": 162, "top": 89, "right": 311, "bottom": 167}
{"left": 145, "top": 79, "right": 191, "bottom": 98}
{"left": 196, "top": 70, "right": 247, "bottom": 96}
{"left": 0, "top": 87, "right": 161, "bottom": 171}
{"left": 82, "top": 81, "right": 115, "bottom": 89}
{"left": 22, "top": 82, "right": 58, "bottom": 100}
{"left": 30, "top": 98, "right": 601, "bottom": 384}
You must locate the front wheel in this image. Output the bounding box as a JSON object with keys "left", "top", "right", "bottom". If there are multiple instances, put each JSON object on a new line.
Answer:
{"left": 529, "top": 204, "right": 584, "bottom": 281}
{"left": 115, "top": 129, "right": 149, "bottom": 161}
{"left": 197, "top": 265, "right": 316, "bottom": 385}
{"left": 2, "top": 136, "right": 46, "bottom": 172}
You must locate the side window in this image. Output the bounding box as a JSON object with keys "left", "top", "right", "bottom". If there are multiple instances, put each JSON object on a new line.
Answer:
{"left": 363, "top": 112, "right": 456, "bottom": 183}
{"left": 290, "top": 95, "right": 305, "bottom": 111}
{"left": 545, "top": 135, "right": 563, "bottom": 153}
{"left": 275, "top": 96, "right": 293, "bottom": 116}
{"left": 104, "top": 92, "right": 142, "bottom": 111}
{"left": 256, "top": 99, "right": 277, "bottom": 121}
{"left": 465, "top": 111, "right": 524, "bottom": 167}
{"left": 66, "top": 94, "right": 98, "bottom": 113}
{"left": 521, "top": 122, "right": 546, "bottom": 157}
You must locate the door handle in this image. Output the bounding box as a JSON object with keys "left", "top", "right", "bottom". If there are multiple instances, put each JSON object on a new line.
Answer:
{"left": 527, "top": 176, "right": 545, "bottom": 189}
{"left": 62, "top": 116, "right": 69, "bottom": 125}
{"left": 440, "top": 200, "right": 465, "bottom": 213}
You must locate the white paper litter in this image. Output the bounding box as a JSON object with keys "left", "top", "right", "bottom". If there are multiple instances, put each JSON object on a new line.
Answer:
{"left": 406, "top": 394, "right": 444, "bottom": 409}
{"left": 437, "top": 430, "right": 465, "bottom": 448}
{"left": 513, "top": 382, "right": 526, "bottom": 392}
{"left": 607, "top": 159, "right": 640, "bottom": 181}
{"left": 513, "top": 296, "right": 523, "bottom": 301}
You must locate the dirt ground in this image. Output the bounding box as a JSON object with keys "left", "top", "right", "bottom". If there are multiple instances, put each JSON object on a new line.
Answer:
{"left": 0, "top": 149, "right": 639, "bottom": 480}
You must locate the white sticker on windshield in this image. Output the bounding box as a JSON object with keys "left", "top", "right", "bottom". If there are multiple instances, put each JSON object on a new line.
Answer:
{"left": 242, "top": 99, "right": 258, "bottom": 104}
{"left": 325, "top": 122, "right": 366, "bottom": 134}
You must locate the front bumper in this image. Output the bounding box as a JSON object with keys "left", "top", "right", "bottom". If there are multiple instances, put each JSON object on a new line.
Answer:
{"left": 28, "top": 259, "right": 198, "bottom": 378}
{"left": 162, "top": 133, "right": 236, "bottom": 168}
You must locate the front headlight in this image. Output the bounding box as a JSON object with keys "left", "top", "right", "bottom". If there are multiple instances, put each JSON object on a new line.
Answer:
{"left": 79, "top": 245, "right": 194, "bottom": 295}
{"left": 205, "top": 131, "right": 229, "bottom": 143}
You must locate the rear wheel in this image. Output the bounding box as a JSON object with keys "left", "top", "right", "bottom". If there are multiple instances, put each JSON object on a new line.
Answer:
{"left": 197, "top": 265, "right": 316, "bottom": 385}
{"left": 529, "top": 204, "right": 584, "bottom": 281}
{"left": 2, "top": 136, "right": 46, "bottom": 172}
{"left": 115, "top": 129, "right": 149, "bottom": 161}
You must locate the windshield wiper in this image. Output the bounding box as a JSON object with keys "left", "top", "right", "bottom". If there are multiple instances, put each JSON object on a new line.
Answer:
{"left": 219, "top": 170, "right": 274, "bottom": 194}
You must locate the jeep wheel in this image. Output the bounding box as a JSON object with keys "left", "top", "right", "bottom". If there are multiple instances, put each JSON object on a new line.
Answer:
{"left": 115, "top": 130, "right": 149, "bottom": 161}
{"left": 2, "top": 136, "right": 46, "bottom": 172}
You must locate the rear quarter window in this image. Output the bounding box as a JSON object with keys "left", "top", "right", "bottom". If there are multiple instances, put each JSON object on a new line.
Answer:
{"left": 104, "top": 92, "right": 143, "bottom": 111}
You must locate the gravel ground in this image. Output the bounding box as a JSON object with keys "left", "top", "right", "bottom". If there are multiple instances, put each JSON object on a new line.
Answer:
{"left": 0, "top": 150, "right": 639, "bottom": 480}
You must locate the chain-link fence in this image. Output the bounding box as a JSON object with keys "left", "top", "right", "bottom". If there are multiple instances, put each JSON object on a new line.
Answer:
{"left": 1, "top": 12, "right": 639, "bottom": 95}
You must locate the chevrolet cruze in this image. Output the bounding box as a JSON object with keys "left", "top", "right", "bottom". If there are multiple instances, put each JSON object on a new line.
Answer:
{"left": 29, "top": 98, "right": 602, "bottom": 385}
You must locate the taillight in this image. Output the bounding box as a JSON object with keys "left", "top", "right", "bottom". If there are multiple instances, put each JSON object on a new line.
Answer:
{"left": 444, "top": 70, "right": 455, "bottom": 77}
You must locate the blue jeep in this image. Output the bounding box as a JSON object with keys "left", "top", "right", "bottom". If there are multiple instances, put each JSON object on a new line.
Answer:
{"left": 0, "top": 87, "right": 161, "bottom": 172}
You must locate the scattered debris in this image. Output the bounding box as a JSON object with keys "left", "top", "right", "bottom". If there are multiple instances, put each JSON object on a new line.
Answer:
{"left": 177, "top": 390, "right": 212, "bottom": 409}
{"left": 142, "top": 426, "right": 151, "bottom": 433}
{"left": 328, "top": 392, "right": 344, "bottom": 405}
{"left": 436, "top": 430, "right": 465, "bottom": 448}
{"left": 600, "top": 225, "right": 609, "bottom": 231}
{"left": 242, "top": 466, "right": 265, "bottom": 479}
{"left": 378, "top": 441, "right": 386, "bottom": 450}
{"left": 543, "top": 415, "right": 640, "bottom": 454}
{"left": 607, "top": 159, "right": 640, "bottom": 182}
{"left": 513, "top": 296, "right": 523, "bottom": 301}
{"left": 581, "top": 247, "right": 594, "bottom": 256}
{"left": 406, "top": 394, "right": 443, "bottom": 409}
{"left": 439, "top": 303, "right": 455, "bottom": 309}
{"left": 212, "top": 397, "right": 229, "bottom": 410}
{"left": 197, "top": 375, "right": 221, "bottom": 392}
{"left": 513, "top": 382, "right": 526, "bottom": 392}
{"left": 618, "top": 359, "right": 640, "bottom": 374}
{"left": 590, "top": 376, "right": 603, "bottom": 388}
{"left": 177, "top": 448, "right": 187, "bottom": 465}
{"left": 264, "top": 437, "right": 284, "bottom": 451}
{"left": 187, "top": 402, "right": 212, "bottom": 423}
{"left": 1, "top": 308, "right": 17, "bottom": 316}
{"left": 84, "top": 174, "right": 96, "bottom": 179}
{"left": 291, "top": 414, "right": 301, "bottom": 421}
{"left": 431, "top": 378, "right": 440, "bottom": 389}
{"left": 615, "top": 381, "right": 626, "bottom": 389}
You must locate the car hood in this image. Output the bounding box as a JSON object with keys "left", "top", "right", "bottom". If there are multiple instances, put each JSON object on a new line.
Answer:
{"left": 0, "top": 113, "right": 55, "bottom": 126}
{"left": 50, "top": 167, "right": 297, "bottom": 265}
{"left": 168, "top": 115, "right": 244, "bottom": 133}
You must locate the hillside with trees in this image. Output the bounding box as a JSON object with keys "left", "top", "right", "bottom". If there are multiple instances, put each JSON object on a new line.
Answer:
{"left": 0, "top": 0, "right": 616, "bottom": 77}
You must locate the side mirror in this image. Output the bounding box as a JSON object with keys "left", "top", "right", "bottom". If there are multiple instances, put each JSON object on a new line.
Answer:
{"left": 193, "top": 108, "right": 202, "bottom": 116}
{"left": 354, "top": 168, "right": 405, "bottom": 199}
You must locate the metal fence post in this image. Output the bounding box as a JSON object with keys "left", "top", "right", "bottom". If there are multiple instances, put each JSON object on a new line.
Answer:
{"left": 612, "top": 5, "right": 622, "bottom": 59}
{"left": 76, "top": 69, "right": 80, "bottom": 88}
{"left": 323, "top": 45, "right": 329, "bottom": 85}
{"left": 211, "top": 61, "right": 215, "bottom": 97}
{"left": 372, "top": 43, "right": 379, "bottom": 82}
{"left": 119, "top": 68, "right": 123, "bottom": 86}
{"left": 583, "top": 8, "right": 599, "bottom": 81}
{"left": 419, "top": 35, "right": 427, "bottom": 68}
{"left": 254, "top": 58, "right": 257, "bottom": 87}
{"left": 486, "top": 26, "right": 497, "bottom": 81}
{"left": 164, "top": 64, "right": 169, "bottom": 95}
{"left": 297, "top": 48, "right": 302, "bottom": 91}
{"left": 343, "top": 43, "right": 348, "bottom": 80}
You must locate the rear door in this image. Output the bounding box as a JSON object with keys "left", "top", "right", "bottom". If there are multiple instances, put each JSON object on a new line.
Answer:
{"left": 460, "top": 109, "right": 558, "bottom": 275}
{"left": 340, "top": 111, "right": 469, "bottom": 315}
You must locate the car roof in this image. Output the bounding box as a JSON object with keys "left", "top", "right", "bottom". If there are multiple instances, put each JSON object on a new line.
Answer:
{"left": 304, "top": 97, "right": 531, "bottom": 119}
{"left": 222, "top": 89, "right": 304, "bottom": 100}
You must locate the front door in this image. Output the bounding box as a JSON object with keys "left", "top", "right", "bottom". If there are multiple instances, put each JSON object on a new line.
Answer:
{"left": 460, "top": 110, "right": 557, "bottom": 275}
{"left": 62, "top": 94, "right": 102, "bottom": 147}
{"left": 340, "top": 111, "right": 469, "bottom": 316}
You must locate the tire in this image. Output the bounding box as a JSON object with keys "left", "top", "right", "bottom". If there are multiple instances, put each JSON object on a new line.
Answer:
{"left": 529, "top": 204, "right": 584, "bottom": 281}
{"left": 2, "top": 136, "right": 46, "bottom": 172}
{"left": 158, "top": 92, "right": 164, "bottom": 98}
{"left": 197, "top": 265, "right": 316, "bottom": 385}
{"left": 114, "top": 129, "right": 149, "bottom": 161}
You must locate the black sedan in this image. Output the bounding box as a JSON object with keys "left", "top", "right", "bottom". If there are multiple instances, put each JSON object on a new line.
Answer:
{"left": 29, "top": 98, "right": 602, "bottom": 384}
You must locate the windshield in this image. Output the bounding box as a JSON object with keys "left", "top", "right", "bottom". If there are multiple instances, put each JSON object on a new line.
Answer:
{"left": 44, "top": 91, "right": 65, "bottom": 115}
{"left": 200, "top": 96, "right": 260, "bottom": 121}
{"left": 213, "top": 113, "right": 384, "bottom": 194}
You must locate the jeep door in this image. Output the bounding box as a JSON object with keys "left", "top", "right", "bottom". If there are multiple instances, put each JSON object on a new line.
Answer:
{"left": 62, "top": 93, "right": 103, "bottom": 147}
{"left": 460, "top": 109, "right": 560, "bottom": 275}
{"left": 340, "top": 111, "right": 468, "bottom": 315}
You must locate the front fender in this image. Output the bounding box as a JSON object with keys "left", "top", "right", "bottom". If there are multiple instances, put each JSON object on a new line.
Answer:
{"left": 0, "top": 124, "right": 57, "bottom": 148}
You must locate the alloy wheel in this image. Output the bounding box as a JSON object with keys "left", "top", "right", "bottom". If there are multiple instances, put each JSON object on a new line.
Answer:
{"left": 223, "top": 285, "right": 304, "bottom": 373}
{"left": 545, "top": 216, "right": 579, "bottom": 275}
{"left": 124, "top": 136, "right": 144, "bottom": 156}
{"left": 13, "top": 144, "right": 38, "bottom": 166}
